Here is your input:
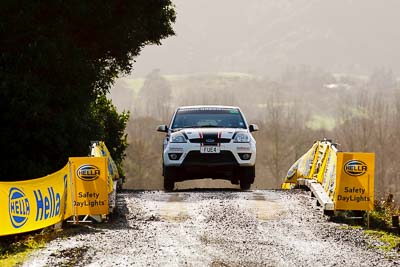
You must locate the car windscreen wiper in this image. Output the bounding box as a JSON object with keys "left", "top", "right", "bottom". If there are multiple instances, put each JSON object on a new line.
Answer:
{"left": 171, "top": 128, "right": 182, "bottom": 132}
{"left": 198, "top": 125, "right": 220, "bottom": 128}
{"left": 171, "top": 125, "right": 225, "bottom": 131}
{"left": 171, "top": 126, "right": 199, "bottom": 132}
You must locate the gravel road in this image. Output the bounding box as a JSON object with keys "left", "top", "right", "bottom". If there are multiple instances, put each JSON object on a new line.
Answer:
{"left": 23, "top": 189, "right": 399, "bottom": 266}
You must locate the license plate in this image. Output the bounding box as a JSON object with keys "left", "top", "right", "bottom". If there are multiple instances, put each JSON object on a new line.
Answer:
{"left": 200, "top": 146, "right": 220, "bottom": 153}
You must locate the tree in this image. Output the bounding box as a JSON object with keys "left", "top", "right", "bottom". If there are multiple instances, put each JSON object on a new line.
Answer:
{"left": 124, "top": 116, "right": 163, "bottom": 189}
{"left": 137, "top": 69, "right": 173, "bottom": 121}
{"left": 368, "top": 67, "right": 397, "bottom": 91}
{"left": 91, "top": 95, "right": 129, "bottom": 178}
{"left": 0, "top": 1, "right": 176, "bottom": 180}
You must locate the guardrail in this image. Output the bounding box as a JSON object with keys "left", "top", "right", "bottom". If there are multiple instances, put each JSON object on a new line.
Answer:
{"left": 0, "top": 141, "right": 118, "bottom": 236}
{"left": 282, "top": 139, "right": 375, "bottom": 215}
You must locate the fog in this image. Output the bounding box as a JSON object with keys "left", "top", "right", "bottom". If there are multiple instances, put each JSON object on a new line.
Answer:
{"left": 128, "top": 0, "right": 400, "bottom": 77}
{"left": 110, "top": 1, "right": 400, "bottom": 196}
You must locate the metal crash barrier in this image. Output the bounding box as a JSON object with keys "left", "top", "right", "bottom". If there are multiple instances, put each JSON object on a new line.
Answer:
{"left": 282, "top": 139, "right": 375, "bottom": 215}
{"left": 0, "top": 142, "right": 118, "bottom": 236}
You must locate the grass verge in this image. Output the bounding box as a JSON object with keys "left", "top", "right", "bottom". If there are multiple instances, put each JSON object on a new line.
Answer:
{"left": 332, "top": 194, "right": 399, "bottom": 254}
{"left": 365, "top": 230, "right": 400, "bottom": 252}
{"left": 0, "top": 228, "right": 59, "bottom": 267}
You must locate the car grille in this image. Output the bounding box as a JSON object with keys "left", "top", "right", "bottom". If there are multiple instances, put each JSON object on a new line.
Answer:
{"left": 182, "top": 151, "right": 238, "bottom": 166}
{"left": 189, "top": 138, "right": 231, "bottom": 144}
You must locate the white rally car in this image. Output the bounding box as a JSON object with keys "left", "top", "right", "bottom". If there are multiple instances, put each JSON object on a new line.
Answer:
{"left": 157, "top": 105, "right": 258, "bottom": 190}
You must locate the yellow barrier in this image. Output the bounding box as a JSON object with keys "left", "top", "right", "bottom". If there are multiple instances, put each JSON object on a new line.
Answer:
{"left": 0, "top": 164, "right": 71, "bottom": 236}
{"left": 0, "top": 142, "right": 117, "bottom": 236}
{"left": 282, "top": 141, "right": 321, "bottom": 186}
{"left": 335, "top": 152, "right": 375, "bottom": 211}
{"left": 90, "top": 141, "right": 120, "bottom": 194}
{"left": 70, "top": 157, "right": 109, "bottom": 216}
{"left": 282, "top": 140, "right": 375, "bottom": 211}
{"left": 91, "top": 141, "right": 119, "bottom": 181}
{"left": 322, "top": 148, "right": 337, "bottom": 199}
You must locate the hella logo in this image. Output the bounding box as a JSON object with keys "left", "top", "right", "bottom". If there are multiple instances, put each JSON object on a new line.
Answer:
{"left": 77, "top": 164, "right": 100, "bottom": 181}
{"left": 9, "top": 187, "right": 30, "bottom": 228}
{"left": 344, "top": 160, "right": 367, "bottom": 176}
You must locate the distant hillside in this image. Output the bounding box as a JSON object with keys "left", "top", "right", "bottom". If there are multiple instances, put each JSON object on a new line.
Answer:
{"left": 130, "top": 0, "right": 400, "bottom": 77}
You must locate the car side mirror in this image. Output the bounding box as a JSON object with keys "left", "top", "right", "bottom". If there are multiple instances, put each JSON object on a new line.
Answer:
{"left": 157, "top": 125, "right": 168, "bottom": 133}
{"left": 249, "top": 124, "right": 259, "bottom": 132}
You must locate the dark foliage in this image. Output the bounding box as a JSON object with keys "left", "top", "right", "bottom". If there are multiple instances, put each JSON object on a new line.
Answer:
{"left": 0, "top": 1, "right": 175, "bottom": 180}
{"left": 370, "top": 194, "right": 400, "bottom": 231}
{"left": 91, "top": 95, "right": 129, "bottom": 178}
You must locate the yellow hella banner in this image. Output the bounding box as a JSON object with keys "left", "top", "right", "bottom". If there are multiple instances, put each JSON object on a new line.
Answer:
{"left": 335, "top": 152, "right": 375, "bottom": 211}
{"left": 91, "top": 141, "right": 119, "bottom": 181}
{"left": 321, "top": 148, "right": 337, "bottom": 199}
{"left": 69, "top": 157, "right": 108, "bottom": 215}
{"left": 0, "top": 165, "right": 70, "bottom": 236}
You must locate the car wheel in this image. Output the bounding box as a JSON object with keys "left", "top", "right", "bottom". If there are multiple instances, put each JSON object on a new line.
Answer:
{"left": 238, "top": 166, "right": 255, "bottom": 190}
{"left": 163, "top": 166, "right": 176, "bottom": 191}
{"left": 164, "top": 178, "right": 174, "bottom": 191}
{"left": 240, "top": 179, "right": 251, "bottom": 190}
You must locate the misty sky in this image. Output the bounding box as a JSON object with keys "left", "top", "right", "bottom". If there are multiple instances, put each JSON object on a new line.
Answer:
{"left": 126, "top": 0, "right": 400, "bottom": 78}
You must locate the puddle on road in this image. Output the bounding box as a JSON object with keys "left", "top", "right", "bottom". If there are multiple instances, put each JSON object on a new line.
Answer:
{"left": 159, "top": 194, "right": 190, "bottom": 222}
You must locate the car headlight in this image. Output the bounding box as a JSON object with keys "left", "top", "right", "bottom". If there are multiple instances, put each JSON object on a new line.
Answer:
{"left": 170, "top": 134, "right": 187, "bottom": 143}
{"left": 234, "top": 133, "right": 250, "bottom": 143}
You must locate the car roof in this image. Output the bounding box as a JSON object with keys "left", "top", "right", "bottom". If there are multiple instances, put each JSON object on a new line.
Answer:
{"left": 178, "top": 105, "right": 240, "bottom": 110}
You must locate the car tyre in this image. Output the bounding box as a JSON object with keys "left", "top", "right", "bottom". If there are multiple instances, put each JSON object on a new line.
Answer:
{"left": 238, "top": 166, "right": 255, "bottom": 190}
{"left": 240, "top": 179, "right": 251, "bottom": 190}
{"left": 164, "top": 178, "right": 174, "bottom": 191}
{"left": 164, "top": 166, "right": 176, "bottom": 191}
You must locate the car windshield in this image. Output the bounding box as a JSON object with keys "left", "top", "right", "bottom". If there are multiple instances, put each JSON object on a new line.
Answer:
{"left": 171, "top": 108, "right": 246, "bottom": 130}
